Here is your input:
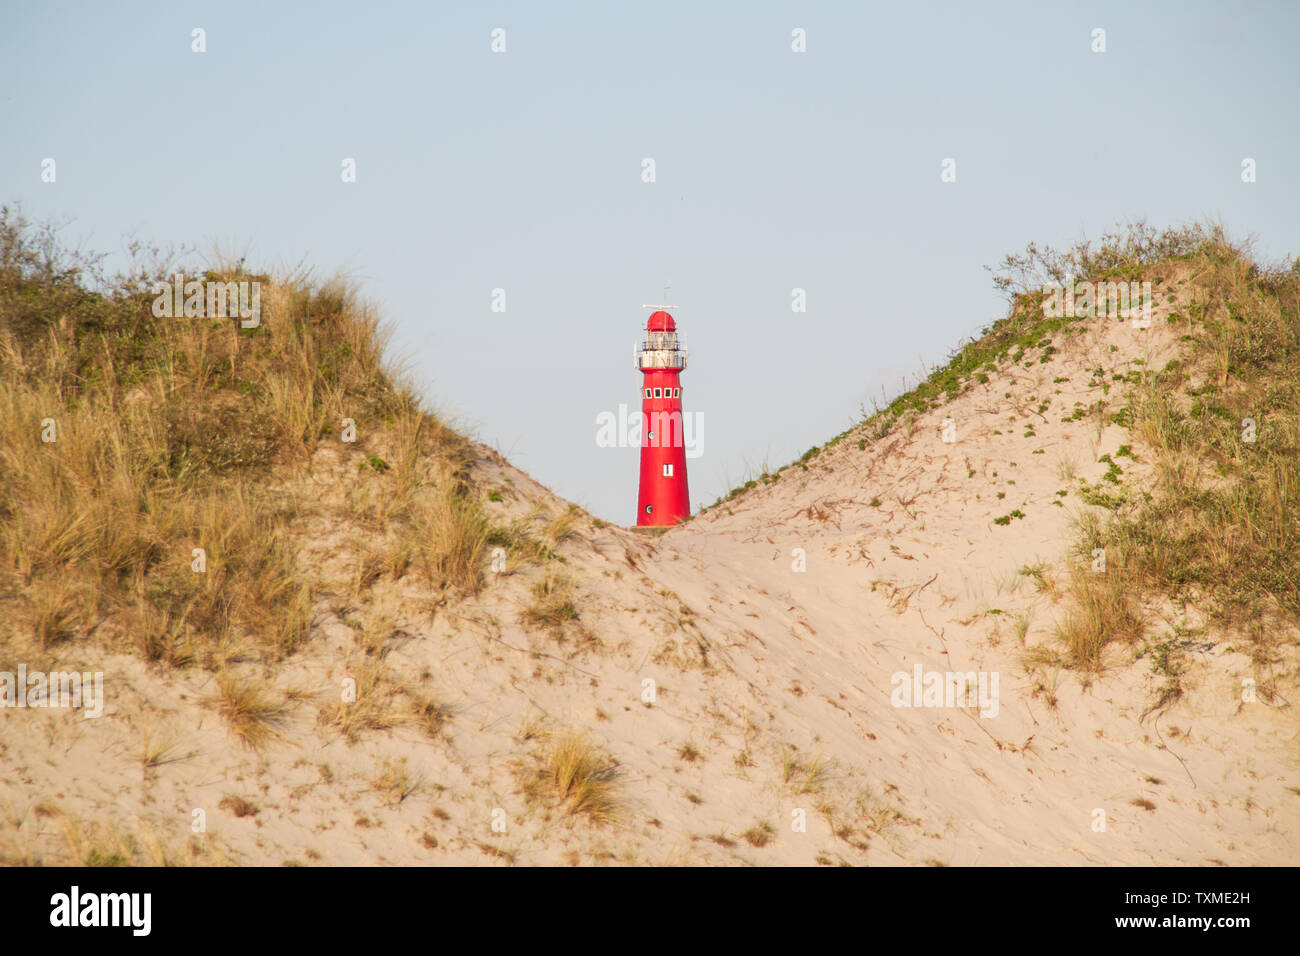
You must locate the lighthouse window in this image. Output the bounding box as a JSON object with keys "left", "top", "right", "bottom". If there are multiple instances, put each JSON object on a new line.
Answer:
{"left": 663, "top": 464, "right": 674, "bottom": 477}
{"left": 644, "top": 504, "right": 653, "bottom": 515}
{"left": 644, "top": 389, "right": 652, "bottom": 399}
{"left": 673, "top": 388, "right": 680, "bottom": 397}
{"left": 653, "top": 388, "right": 662, "bottom": 398}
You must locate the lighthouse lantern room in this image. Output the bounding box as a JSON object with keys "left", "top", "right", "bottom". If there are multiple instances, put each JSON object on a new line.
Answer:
{"left": 635, "top": 290, "right": 690, "bottom": 527}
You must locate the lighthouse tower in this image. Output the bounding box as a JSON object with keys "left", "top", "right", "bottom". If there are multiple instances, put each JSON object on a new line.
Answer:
{"left": 635, "top": 294, "right": 690, "bottom": 527}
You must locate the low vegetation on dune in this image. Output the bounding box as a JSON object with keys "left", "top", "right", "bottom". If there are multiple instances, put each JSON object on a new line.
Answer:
{"left": 0, "top": 205, "right": 501, "bottom": 675}
{"left": 525, "top": 730, "right": 623, "bottom": 824}
{"left": 1002, "top": 225, "right": 1300, "bottom": 676}
{"left": 707, "top": 221, "right": 1299, "bottom": 679}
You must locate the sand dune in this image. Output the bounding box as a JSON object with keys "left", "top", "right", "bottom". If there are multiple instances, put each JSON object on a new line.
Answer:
{"left": 3, "top": 256, "right": 1297, "bottom": 867}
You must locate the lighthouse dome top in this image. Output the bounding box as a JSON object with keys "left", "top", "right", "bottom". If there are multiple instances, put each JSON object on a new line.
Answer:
{"left": 646, "top": 310, "right": 676, "bottom": 332}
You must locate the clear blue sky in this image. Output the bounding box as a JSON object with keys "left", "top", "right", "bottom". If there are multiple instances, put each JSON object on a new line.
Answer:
{"left": 3, "top": 1, "right": 1297, "bottom": 523}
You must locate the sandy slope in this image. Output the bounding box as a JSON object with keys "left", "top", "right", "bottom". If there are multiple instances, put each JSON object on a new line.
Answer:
{"left": 3, "top": 273, "right": 1297, "bottom": 866}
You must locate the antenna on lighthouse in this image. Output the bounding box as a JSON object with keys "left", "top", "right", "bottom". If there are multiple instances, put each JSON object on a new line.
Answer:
{"left": 642, "top": 279, "right": 678, "bottom": 311}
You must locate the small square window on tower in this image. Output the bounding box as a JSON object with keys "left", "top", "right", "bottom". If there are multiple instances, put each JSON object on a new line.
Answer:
{"left": 674, "top": 388, "right": 680, "bottom": 397}
{"left": 654, "top": 388, "right": 662, "bottom": 398}
{"left": 663, "top": 463, "right": 674, "bottom": 477}
{"left": 644, "top": 388, "right": 652, "bottom": 399}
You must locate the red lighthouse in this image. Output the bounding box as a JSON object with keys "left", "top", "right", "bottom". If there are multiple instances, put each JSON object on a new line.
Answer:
{"left": 635, "top": 297, "right": 690, "bottom": 527}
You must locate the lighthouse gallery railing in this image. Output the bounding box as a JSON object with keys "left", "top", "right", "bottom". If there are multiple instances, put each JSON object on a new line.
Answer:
{"left": 634, "top": 333, "right": 688, "bottom": 370}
